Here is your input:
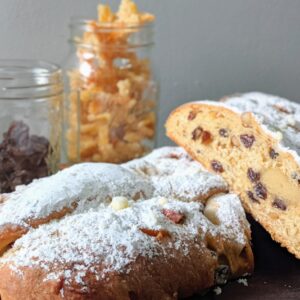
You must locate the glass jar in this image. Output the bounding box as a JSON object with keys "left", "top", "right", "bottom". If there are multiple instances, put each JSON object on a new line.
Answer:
{"left": 0, "top": 60, "right": 63, "bottom": 193}
{"left": 63, "top": 17, "right": 158, "bottom": 164}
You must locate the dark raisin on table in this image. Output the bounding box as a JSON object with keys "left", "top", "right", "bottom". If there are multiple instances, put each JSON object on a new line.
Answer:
{"left": 0, "top": 121, "right": 50, "bottom": 193}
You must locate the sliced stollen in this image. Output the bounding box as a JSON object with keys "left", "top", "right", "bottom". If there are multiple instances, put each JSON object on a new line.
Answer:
{"left": 0, "top": 147, "right": 253, "bottom": 299}
{"left": 166, "top": 92, "right": 300, "bottom": 259}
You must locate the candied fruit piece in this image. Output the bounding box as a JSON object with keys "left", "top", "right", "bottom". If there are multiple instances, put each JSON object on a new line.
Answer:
{"left": 202, "top": 131, "right": 213, "bottom": 144}
{"left": 162, "top": 209, "right": 185, "bottom": 224}
{"left": 140, "top": 228, "right": 170, "bottom": 240}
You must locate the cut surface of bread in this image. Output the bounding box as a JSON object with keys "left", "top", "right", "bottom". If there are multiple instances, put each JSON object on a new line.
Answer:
{"left": 166, "top": 92, "right": 300, "bottom": 259}
{"left": 0, "top": 147, "right": 253, "bottom": 300}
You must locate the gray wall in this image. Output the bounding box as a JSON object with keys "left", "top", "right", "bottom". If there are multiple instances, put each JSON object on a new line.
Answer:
{"left": 1, "top": 0, "right": 300, "bottom": 145}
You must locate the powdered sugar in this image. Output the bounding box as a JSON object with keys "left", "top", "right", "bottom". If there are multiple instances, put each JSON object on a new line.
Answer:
{"left": 124, "top": 147, "right": 228, "bottom": 201}
{"left": 0, "top": 147, "right": 249, "bottom": 292}
{"left": 2, "top": 195, "right": 247, "bottom": 289}
{"left": 222, "top": 92, "right": 300, "bottom": 164}
{"left": 0, "top": 163, "right": 153, "bottom": 228}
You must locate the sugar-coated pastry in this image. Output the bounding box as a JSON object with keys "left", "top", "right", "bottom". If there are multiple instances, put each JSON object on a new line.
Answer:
{"left": 0, "top": 147, "right": 253, "bottom": 299}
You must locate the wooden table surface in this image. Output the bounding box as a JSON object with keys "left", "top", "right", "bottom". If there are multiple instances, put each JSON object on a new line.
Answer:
{"left": 192, "top": 216, "right": 300, "bottom": 300}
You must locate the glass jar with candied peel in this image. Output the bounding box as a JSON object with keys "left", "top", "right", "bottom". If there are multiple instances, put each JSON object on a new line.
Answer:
{"left": 63, "top": 0, "right": 158, "bottom": 164}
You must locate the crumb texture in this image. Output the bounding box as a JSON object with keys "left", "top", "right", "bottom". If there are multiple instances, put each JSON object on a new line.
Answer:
{"left": 166, "top": 92, "right": 300, "bottom": 259}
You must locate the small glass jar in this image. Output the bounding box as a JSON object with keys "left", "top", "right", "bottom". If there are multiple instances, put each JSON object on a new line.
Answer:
{"left": 63, "top": 17, "right": 158, "bottom": 164}
{"left": 0, "top": 60, "right": 63, "bottom": 193}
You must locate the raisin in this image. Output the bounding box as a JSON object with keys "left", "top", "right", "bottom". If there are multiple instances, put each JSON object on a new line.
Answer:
{"left": 219, "top": 128, "right": 229, "bottom": 137}
{"left": 202, "top": 131, "right": 213, "bottom": 144}
{"left": 188, "top": 111, "right": 197, "bottom": 120}
{"left": 240, "top": 134, "right": 255, "bottom": 148}
{"left": 269, "top": 148, "right": 279, "bottom": 159}
{"left": 247, "top": 168, "right": 260, "bottom": 182}
{"left": 192, "top": 126, "right": 203, "bottom": 140}
{"left": 211, "top": 160, "right": 224, "bottom": 173}
{"left": 247, "top": 191, "right": 260, "bottom": 203}
{"left": 272, "top": 198, "right": 287, "bottom": 211}
{"left": 254, "top": 183, "right": 268, "bottom": 200}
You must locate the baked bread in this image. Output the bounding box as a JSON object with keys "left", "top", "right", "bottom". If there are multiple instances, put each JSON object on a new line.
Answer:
{"left": 166, "top": 92, "right": 300, "bottom": 259}
{"left": 0, "top": 147, "right": 253, "bottom": 299}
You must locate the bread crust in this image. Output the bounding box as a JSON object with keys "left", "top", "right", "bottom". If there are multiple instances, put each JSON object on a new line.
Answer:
{"left": 0, "top": 147, "right": 253, "bottom": 299}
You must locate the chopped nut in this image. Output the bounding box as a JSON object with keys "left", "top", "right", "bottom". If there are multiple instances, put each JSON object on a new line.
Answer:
{"left": 231, "top": 135, "right": 240, "bottom": 147}
{"left": 211, "top": 160, "right": 224, "bottom": 173}
{"left": 188, "top": 111, "right": 197, "bottom": 120}
{"left": 219, "top": 128, "right": 229, "bottom": 137}
{"left": 216, "top": 112, "right": 224, "bottom": 118}
{"left": 269, "top": 148, "right": 279, "bottom": 159}
{"left": 272, "top": 198, "right": 287, "bottom": 211}
{"left": 241, "top": 112, "right": 252, "bottom": 128}
{"left": 158, "top": 197, "right": 168, "bottom": 205}
{"left": 162, "top": 209, "right": 185, "bottom": 224}
{"left": 204, "top": 197, "right": 220, "bottom": 225}
{"left": 140, "top": 228, "right": 170, "bottom": 240}
{"left": 240, "top": 134, "right": 255, "bottom": 148}
{"left": 247, "top": 168, "right": 260, "bottom": 183}
{"left": 110, "top": 196, "right": 129, "bottom": 211}
{"left": 246, "top": 191, "right": 260, "bottom": 203}
{"left": 202, "top": 131, "right": 213, "bottom": 144}
{"left": 192, "top": 126, "right": 203, "bottom": 140}
{"left": 254, "top": 183, "right": 268, "bottom": 200}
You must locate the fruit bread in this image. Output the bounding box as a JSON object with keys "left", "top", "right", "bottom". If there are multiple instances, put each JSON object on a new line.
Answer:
{"left": 166, "top": 92, "right": 300, "bottom": 259}
{"left": 0, "top": 147, "right": 253, "bottom": 299}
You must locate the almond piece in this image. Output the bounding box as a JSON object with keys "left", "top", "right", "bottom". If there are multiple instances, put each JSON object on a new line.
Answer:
{"left": 241, "top": 112, "right": 253, "bottom": 128}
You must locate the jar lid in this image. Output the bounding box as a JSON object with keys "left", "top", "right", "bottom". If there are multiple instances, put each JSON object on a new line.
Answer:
{"left": 0, "top": 60, "right": 63, "bottom": 100}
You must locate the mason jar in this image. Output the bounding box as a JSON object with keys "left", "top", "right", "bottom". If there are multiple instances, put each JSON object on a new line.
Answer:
{"left": 63, "top": 17, "right": 158, "bottom": 164}
{"left": 0, "top": 60, "right": 63, "bottom": 193}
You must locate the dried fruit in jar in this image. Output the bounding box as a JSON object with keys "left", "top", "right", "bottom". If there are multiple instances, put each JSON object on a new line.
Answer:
{"left": 66, "top": 0, "right": 156, "bottom": 164}
{"left": 0, "top": 121, "right": 50, "bottom": 193}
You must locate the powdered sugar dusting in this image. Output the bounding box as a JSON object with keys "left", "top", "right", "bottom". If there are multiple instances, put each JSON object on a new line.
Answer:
{"left": 0, "top": 163, "right": 153, "bottom": 228}
{"left": 0, "top": 147, "right": 249, "bottom": 292}
{"left": 124, "top": 147, "right": 228, "bottom": 201}
{"left": 2, "top": 195, "right": 247, "bottom": 289}
{"left": 223, "top": 92, "right": 300, "bottom": 164}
